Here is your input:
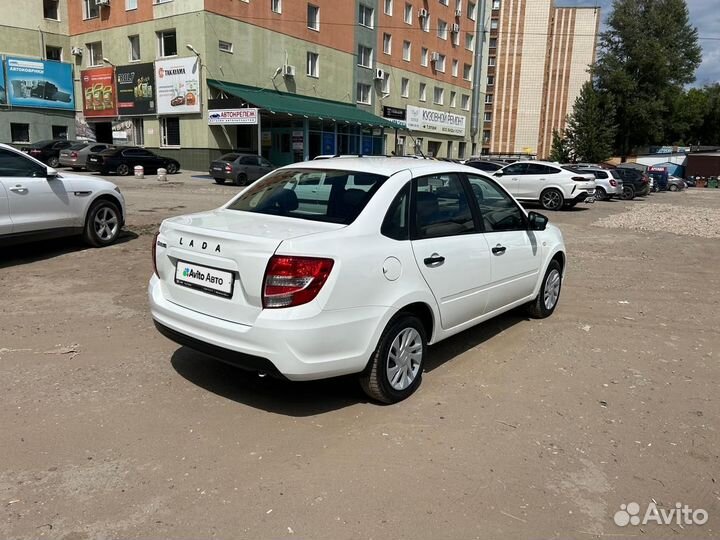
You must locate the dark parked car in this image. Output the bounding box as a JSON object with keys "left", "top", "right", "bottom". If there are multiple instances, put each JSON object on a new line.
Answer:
{"left": 86, "top": 147, "right": 180, "bottom": 176}
{"left": 20, "top": 139, "right": 75, "bottom": 168}
{"left": 209, "top": 153, "right": 276, "bottom": 185}
{"left": 464, "top": 159, "right": 506, "bottom": 172}
{"left": 612, "top": 167, "right": 651, "bottom": 199}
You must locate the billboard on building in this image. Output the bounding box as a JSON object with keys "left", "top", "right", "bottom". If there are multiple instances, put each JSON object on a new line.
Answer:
{"left": 5, "top": 56, "right": 75, "bottom": 110}
{"left": 155, "top": 57, "right": 201, "bottom": 115}
{"left": 208, "top": 108, "right": 258, "bottom": 125}
{"left": 0, "top": 58, "right": 6, "bottom": 105}
{"left": 116, "top": 63, "right": 156, "bottom": 116}
{"left": 80, "top": 67, "right": 117, "bottom": 118}
{"left": 406, "top": 105, "right": 466, "bottom": 137}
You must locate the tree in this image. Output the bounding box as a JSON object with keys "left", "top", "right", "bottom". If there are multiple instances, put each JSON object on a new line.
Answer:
{"left": 564, "top": 81, "right": 616, "bottom": 163}
{"left": 549, "top": 129, "right": 572, "bottom": 163}
{"left": 595, "top": 0, "right": 702, "bottom": 158}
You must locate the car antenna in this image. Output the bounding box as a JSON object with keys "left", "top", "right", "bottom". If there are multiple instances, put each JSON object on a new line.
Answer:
{"left": 405, "top": 129, "right": 427, "bottom": 159}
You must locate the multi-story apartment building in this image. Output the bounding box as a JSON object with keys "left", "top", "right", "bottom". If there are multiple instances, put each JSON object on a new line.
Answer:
{"left": 0, "top": 0, "right": 597, "bottom": 168}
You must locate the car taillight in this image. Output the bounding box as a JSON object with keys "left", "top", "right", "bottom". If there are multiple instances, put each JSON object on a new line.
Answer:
{"left": 571, "top": 176, "right": 589, "bottom": 182}
{"left": 610, "top": 179, "right": 617, "bottom": 187}
{"left": 29, "top": 149, "right": 41, "bottom": 155}
{"left": 152, "top": 232, "right": 159, "bottom": 277}
{"left": 70, "top": 151, "right": 78, "bottom": 159}
{"left": 263, "top": 255, "right": 334, "bottom": 308}
{"left": 224, "top": 164, "right": 232, "bottom": 172}
{"left": 642, "top": 175, "right": 649, "bottom": 184}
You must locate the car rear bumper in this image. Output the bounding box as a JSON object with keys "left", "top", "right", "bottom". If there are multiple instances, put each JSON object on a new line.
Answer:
{"left": 59, "top": 157, "right": 79, "bottom": 167}
{"left": 148, "top": 275, "right": 385, "bottom": 381}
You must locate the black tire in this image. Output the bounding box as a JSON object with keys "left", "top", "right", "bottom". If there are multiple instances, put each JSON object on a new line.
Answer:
{"left": 47, "top": 156, "right": 60, "bottom": 168}
{"left": 669, "top": 184, "right": 678, "bottom": 192}
{"left": 595, "top": 187, "right": 607, "bottom": 201}
{"left": 620, "top": 185, "right": 635, "bottom": 200}
{"left": 360, "top": 314, "right": 427, "bottom": 404}
{"left": 166, "top": 162, "right": 179, "bottom": 174}
{"left": 235, "top": 173, "right": 248, "bottom": 186}
{"left": 214, "top": 177, "right": 226, "bottom": 184}
{"left": 116, "top": 163, "right": 130, "bottom": 176}
{"left": 82, "top": 199, "right": 122, "bottom": 247}
{"left": 527, "top": 260, "right": 563, "bottom": 319}
{"left": 540, "top": 188, "right": 564, "bottom": 211}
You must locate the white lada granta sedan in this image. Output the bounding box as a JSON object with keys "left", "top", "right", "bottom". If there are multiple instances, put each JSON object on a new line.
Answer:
{"left": 149, "top": 157, "right": 566, "bottom": 403}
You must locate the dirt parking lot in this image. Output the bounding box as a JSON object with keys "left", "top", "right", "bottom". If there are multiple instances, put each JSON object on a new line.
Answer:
{"left": 2, "top": 172, "right": 719, "bottom": 539}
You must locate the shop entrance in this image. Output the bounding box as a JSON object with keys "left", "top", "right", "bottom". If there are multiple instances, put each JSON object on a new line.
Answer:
{"left": 93, "top": 122, "right": 113, "bottom": 144}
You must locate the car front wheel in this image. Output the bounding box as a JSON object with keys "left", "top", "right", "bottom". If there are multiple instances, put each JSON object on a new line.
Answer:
{"left": 166, "top": 162, "right": 179, "bottom": 174}
{"left": 360, "top": 314, "right": 426, "bottom": 404}
{"left": 83, "top": 199, "right": 122, "bottom": 247}
{"left": 116, "top": 164, "right": 130, "bottom": 176}
{"left": 540, "top": 188, "right": 564, "bottom": 211}
{"left": 527, "top": 260, "right": 562, "bottom": 318}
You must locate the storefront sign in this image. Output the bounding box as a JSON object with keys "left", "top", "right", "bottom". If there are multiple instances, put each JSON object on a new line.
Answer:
{"left": 155, "top": 57, "right": 201, "bottom": 115}
{"left": 116, "top": 63, "right": 156, "bottom": 116}
{"left": 80, "top": 67, "right": 117, "bottom": 118}
{"left": 208, "top": 108, "right": 258, "bottom": 125}
{"left": 406, "top": 105, "right": 466, "bottom": 137}
{"left": 383, "top": 106, "right": 406, "bottom": 121}
{"left": 5, "top": 57, "right": 75, "bottom": 110}
{"left": 292, "top": 130, "right": 304, "bottom": 150}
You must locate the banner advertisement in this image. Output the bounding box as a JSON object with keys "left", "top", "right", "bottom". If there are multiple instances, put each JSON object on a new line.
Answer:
{"left": 406, "top": 105, "right": 466, "bottom": 137}
{"left": 0, "top": 58, "right": 6, "bottom": 105}
{"left": 81, "top": 67, "right": 117, "bottom": 118}
{"left": 208, "top": 108, "right": 258, "bottom": 125}
{"left": 155, "top": 57, "right": 201, "bottom": 115}
{"left": 116, "top": 63, "right": 156, "bottom": 116}
{"left": 5, "top": 57, "right": 74, "bottom": 110}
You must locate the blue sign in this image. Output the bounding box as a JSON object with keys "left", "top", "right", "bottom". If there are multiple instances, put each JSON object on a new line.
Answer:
{"left": 361, "top": 136, "right": 373, "bottom": 155}
{"left": 322, "top": 132, "right": 335, "bottom": 154}
{"left": 5, "top": 56, "right": 75, "bottom": 110}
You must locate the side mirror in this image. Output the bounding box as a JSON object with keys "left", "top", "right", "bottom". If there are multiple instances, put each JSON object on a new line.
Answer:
{"left": 46, "top": 167, "right": 59, "bottom": 180}
{"left": 494, "top": 170, "right": 503, "bottom": 176}
{"left": 528, "top": 211, "right": 548, "bottom": 231}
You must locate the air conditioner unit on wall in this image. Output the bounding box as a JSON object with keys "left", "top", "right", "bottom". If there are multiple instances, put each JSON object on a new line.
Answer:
{"left": 430, "top": 52, "right": 441, "bottom": 62}
{"left": 283, "top": 64, "right": 296, "bottom": 77}
{"left": 451, "top": 23, "right": 460, "bottom": 33}
{"left": 419, "top": 8, "right": 428, "bottom": 18}
{"left": 455, "top": 8, "right": 463, "bottom": 17}
{"left": 71, "top": 46, "right": 83, "bottom": 56}
{"left": 375, "top": 68, "right": 386, "bottom": 80}
{"left": 96, "top": 0, "right": 110, "bottom": 6}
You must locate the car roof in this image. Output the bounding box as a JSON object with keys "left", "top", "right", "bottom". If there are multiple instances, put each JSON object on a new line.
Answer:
{"left": 281, "top": 156, "right": 487, "bottom": 177}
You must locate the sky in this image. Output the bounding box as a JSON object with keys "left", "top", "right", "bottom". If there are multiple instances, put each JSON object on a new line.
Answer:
{"left": 556, "top": 0, "right": 720, "bottom": 86}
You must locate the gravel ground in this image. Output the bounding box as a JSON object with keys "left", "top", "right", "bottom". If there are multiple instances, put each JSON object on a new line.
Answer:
{"left": 1, "top": 176, "right": 719, "bottom": 539}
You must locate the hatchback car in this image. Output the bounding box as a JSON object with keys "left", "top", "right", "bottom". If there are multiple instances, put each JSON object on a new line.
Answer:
{"left": 0, "top": 143, "right": 125, "bottom": 247}
{"left": 209, "top": 153, "right": 276, "bottom": 185}
{"left": 493, "top": 161, "right": 596, "bottom": 210}
{"left": 59, "top": 142, "right": 113, "bottom": 170}
{"left": 86, "top": 146, "right": 180, "bottom": 176}
{"left": 20, "top": 139, "right": 76, "bottom": 168}
{"left": 576, "top": 167, "right": 623, "bottom": 201}
{"left": 149, "top": 158, "right": 566, "bottom": 403}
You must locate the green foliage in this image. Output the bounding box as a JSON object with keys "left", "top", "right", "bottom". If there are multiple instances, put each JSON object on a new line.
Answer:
{"left": 549, "top": 129, "right": 572, "bottom": 163}
{"left": 595, "top": 0, "right": 702, "bottom": 156}
{"left": 565, "top": 81, "right": 616, "bottom": 163}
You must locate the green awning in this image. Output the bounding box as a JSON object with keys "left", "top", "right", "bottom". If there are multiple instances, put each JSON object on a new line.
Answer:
{"left": 208, "top": 79, "right": 396, "bottom": 128}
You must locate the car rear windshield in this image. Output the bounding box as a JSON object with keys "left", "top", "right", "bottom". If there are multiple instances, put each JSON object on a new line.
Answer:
{"left": 226, "top": 168, "right": 388, "bottom": 224}
{"left": 219, "top": 153, "right": 240, "bottom": 161}
{"left": 609, "top": 169, "right": 622, "bottom": 180}
{"left": 69, "top": 143, "right": 88, "bottom": 150}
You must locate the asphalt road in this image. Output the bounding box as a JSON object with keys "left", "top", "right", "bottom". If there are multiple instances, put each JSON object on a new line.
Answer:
{"left": 1, "top": 171, "right": 719, "bottom": 539}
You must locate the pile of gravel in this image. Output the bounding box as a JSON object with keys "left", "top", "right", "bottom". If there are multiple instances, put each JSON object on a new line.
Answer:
{"left": 594, "top": 202, "right": 720, "bottom": 238}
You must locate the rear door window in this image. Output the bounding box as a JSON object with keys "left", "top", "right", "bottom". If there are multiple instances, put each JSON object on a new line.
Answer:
{"left": 501, "top": 163, "right": 528, "bottom": 175}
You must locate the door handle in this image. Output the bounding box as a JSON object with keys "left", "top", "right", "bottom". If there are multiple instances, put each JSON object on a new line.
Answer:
{"left": 9, "top": 185, "right": 28, "bottom": 193}
{"left": 423, "top": 253, "right": 445, "bottom": 266}
{"left": 492, "top": 244, "right": 507, "bottom": 255}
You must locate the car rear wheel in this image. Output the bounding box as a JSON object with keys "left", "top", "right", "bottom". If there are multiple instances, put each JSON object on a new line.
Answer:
{"left": 235, "top": 173, "right": 248, "bottom": 186}
{"left": 116, "top": 164, "right": 130, "bottom": 176}
{"left": 360, "top": 314, "right": 426, "bottom": 404}
{"left": 540, "top": 188, "right": 564, "bottom": 211}
{"left": 166, "top": 162, "right": 179, "bottom": 174}
{"left": 82, "top": 199, "right": 122, "bottom": 247}
{"left": 527, "top": 260, "right": 562, "bottom": 319}
{"left": 595, "top": 187, "right": 608, "bottom": 201}
{"left": 620, "top": 185, "right": 635, "bottom": 200}
{"left": 47, "top": 156, "right": 60, "bottom": 168}
{"left": 214, "top": 177, "right": 226, "bottom": 184}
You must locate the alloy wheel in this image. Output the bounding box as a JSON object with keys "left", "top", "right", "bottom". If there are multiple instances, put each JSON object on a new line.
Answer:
{"left": 543, "top": 269, "right": 561, "bottom": 310}
{"left": 386, "top": 328, "right": 423, "bottom": 391}
{"left": 93, "top": 206, "right": 119, "bottom": 241}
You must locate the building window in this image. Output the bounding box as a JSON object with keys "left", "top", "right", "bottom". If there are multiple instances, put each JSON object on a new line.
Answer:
{"left": 450, "top": 90, "right": 456, "bottom": 107}
{"left": 488, "top": 56, "right": 496, "bottom": 66}
{"left": 452, "top": 59, "right": 459, "bottom": 77}
{"left": 419, "top": 82, "right": 427, "bottom": 102}
{"left": 383, "top": 33, "right": 392, "bottom": 55}
{"left": 401, "top": 77, "right": 409, "bottom": 97}
{"left": 126, "top": 0, "right": 137, "bottom": 9}
{"left": 359, "top": 4, "right": 374, "bottom": 28}
{"left": 487, "top": 75, "right": 495, "bottom": 86}
{"left": 157, "top": 30, "right": 177, "bottom": 57}
{"left": 271, "top": 0, "right": 281, "bottom": 13}
{"left": 127, "top": 35, "right": 141, "bottom": 61}
{"left": 492, "top": 0, "right": 500, "bottom": 10}
{"left": 307, "top": 51, "right": 319, "bottom": 77}
{"left": 86, "top": 41, "right": 103, "bottom": 66}
{"left": 461, "top": 94, "right": 470, "bottom": 110}
{"left": 440, "top": 0, "right": 449, "bottom": 5}
{"left": 10, "top": 123, "right": 30, "bottom": 143}
{"left": 483, "top": 130, "right": 491, "bottom": 143}
{"left": 133, "top": 118, "right": 145, "bottom": 146}
{"left": 402, "top": 40, "right": 411, "bottom": 61}
{"left": 463, "top": 63, "right": 472, "bottom": 80}
{"left": 357, "top": 83, "right": 371, "bottom": 104}
{"left": 381, "top": 72, "right": 390, "bottom": 94}
{"left": 52, "top": 125, "right": 67, "bottom": 139}
{"left": 404, "top": 2, "right": 412, "bottom": 24}
{"left": 384, "top": 0, "right": 393, "bottom": 15}
{"left": 489, "top": 37, "right": 498, "bottom": 48}
{"left": 358, "top": 45, "right": 373, "bottom": 68}
{"left": 435, "top": 53, "right": 446, "bottom": 72}
{"left": 44, "top": 0, "right": 59, "bottom": 19}
{"left": 433, "top": 86, "right": 444, "bottom": 105}
{"left": 467, "top": 1, "right": 477, "bottom": 19}
{"left": 84, "top": 0, "right": 99, "bottom": 19}
{"left": 484, "top": 112, "right": 492, "bottom": 122}
{"left": 161, "top": 117, "right": 181, "bottom": 147}
{"left": 421, "top": 14, "right": 430, "bottom": 32}
{"left": 458, "top": 141, "right": 466, "bottom": 159}
{"left": 465, "top": 33, "right": 474, "bottom": 51}
{"left": 421, "top": 47, "right": 428, "bottom": 66}
{"left": 437, "top": 19, "right": 448, "bottom": 40}
{"left": 485, "top": 94, "right": 493, "bottom": 104}
{"left": 46, "top": 46, "right": 62, "bottom": 61}
{"left": 307, "top": 4, "right": 320, "bottom": 30}
{"left": 219, "top": 40, "right": 233, "bottom": 53}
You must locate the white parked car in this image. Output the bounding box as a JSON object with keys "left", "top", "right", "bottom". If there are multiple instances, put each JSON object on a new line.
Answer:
{"left": 149, "top": 158, "right": 566, "bottom": 403}
{"left": 0, "top": 143, "right": 125, "bottom": 247}
{"left": 493, "top": 160, "right": 596, "bottom": 210}
{"left": 576, "top": 167, "right": 624, "bottom": 201}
